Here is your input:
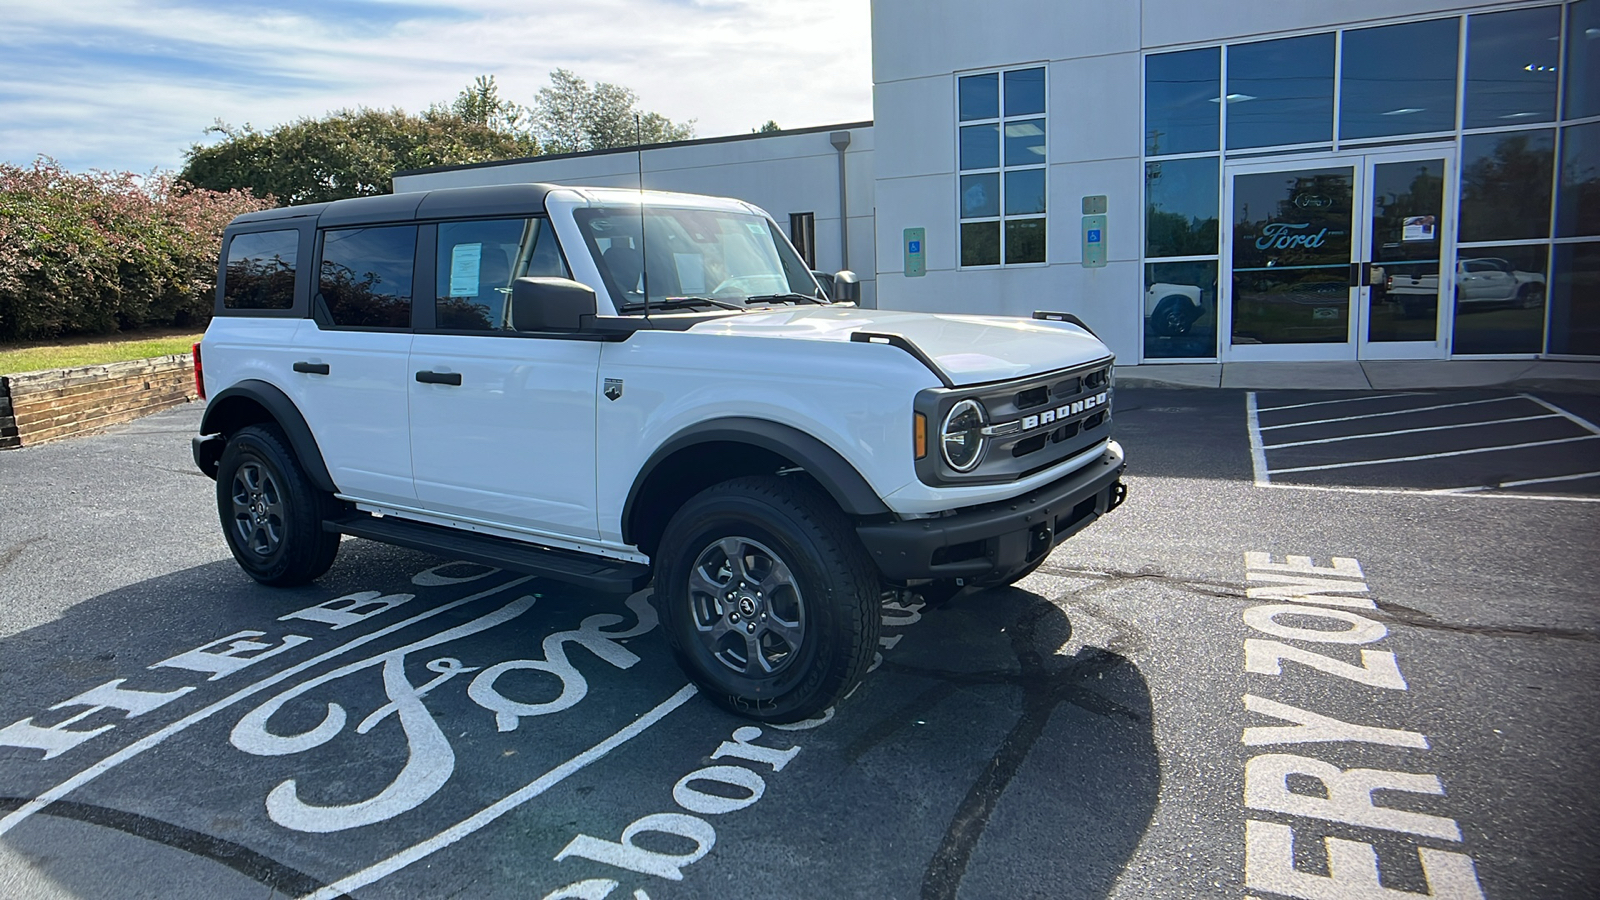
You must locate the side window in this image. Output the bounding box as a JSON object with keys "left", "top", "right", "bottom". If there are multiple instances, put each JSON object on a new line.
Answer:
{"left": 318, "top": 225, "right": 417, "bottom": 329}
{"left": 223, "top": 229, "right": 298, "bottom": 310}
{"left": 436, "top": 217, "right": 568, "bottom": 331}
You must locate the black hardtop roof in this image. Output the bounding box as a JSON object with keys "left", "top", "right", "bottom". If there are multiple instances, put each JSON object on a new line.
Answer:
{"left": 226, "top": 183, "right": 560, "bottom": 230}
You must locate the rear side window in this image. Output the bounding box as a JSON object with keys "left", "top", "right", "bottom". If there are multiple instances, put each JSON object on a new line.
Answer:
{"left": 223, "top": 230, "right": 298, "bottom": 309}
{"left": 319, "top": 225, "right": 418, "bottom": 329}
{"left": 435, "top": 218, "right": 568, "bottom": 331}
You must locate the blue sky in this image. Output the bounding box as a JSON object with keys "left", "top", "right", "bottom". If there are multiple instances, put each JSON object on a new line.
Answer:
{"left": 0, "top": 0, "right": 872, "bottom": 175}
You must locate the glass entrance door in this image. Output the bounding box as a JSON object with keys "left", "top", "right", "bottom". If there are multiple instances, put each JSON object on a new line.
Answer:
{"left": 1225, "top": 161, "right": 1358, "bottom": 360}
{"left": 1359, "top": 150, "right": 1451, "bottom": 359}
{"left": 1222, "top": 148, "right": 1454, "bottom": 360}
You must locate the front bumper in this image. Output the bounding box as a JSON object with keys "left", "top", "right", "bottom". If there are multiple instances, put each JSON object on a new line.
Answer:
{"left": 857, "top": 440, "right": 1126, "bottom": 583}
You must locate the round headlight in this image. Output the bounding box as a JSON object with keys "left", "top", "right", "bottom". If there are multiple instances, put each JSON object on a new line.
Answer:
{"left": 941, "top": 399, "right": 987, "bottom": 472}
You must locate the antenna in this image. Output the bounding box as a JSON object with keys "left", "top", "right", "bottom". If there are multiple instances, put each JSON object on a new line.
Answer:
{"left": 636, "top": 113, "right": 649, "bottom": 319}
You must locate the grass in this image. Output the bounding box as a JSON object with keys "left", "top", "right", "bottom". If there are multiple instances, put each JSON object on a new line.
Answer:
{"left": 0, "top": 328, "right": 203, "bottom": 375}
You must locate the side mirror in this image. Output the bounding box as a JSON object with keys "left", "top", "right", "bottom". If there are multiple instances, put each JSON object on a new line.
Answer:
{"left": 831, "top": 270, "right": 860, "bottom": 304}
{"left": 509, "top": 277, "right": 597, "bottom": 332}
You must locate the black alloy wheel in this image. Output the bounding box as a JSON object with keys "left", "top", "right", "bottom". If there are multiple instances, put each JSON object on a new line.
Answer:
{"left": 216, "top": 424, "right": 340, "bottom": 586}
{"left": 656, "top": 476, "right": 880, "bottom": 723}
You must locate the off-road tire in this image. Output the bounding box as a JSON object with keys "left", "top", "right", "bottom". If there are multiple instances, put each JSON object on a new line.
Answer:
{"left": 655, "top": 476, "right": 881, "bottom": 723}
{"left": 216, "top": 424, "right": 341, "bottom": 586}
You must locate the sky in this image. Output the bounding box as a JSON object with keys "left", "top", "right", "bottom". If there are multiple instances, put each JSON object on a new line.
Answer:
{"left": 0, "top": 0, "right": 873, "bottom": 175}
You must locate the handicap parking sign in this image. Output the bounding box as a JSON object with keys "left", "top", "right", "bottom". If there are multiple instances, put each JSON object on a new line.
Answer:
{"left": 908, "top": 240, "right": 920, "bottom": 253}
{"left": 1087, "top": 229, "right": 1102, "bottom": 243}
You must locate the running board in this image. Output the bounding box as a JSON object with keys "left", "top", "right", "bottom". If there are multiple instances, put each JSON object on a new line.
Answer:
{"left": 325, "top": 513, "right": 651, "bottom": 594}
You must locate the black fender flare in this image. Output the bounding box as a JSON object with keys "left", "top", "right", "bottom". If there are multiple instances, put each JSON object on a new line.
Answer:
{"left": 622, "top": 417, "right": 890, "bottom": 543}
{"left": 199, "top": 380, "right": 337, "bottom": 493}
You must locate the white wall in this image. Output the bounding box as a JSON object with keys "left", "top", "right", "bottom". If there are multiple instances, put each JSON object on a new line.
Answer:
{"left": 394, "top": 126, "right": 878, "bottom": 305}
{"left": 868, "top": 0, "right": 1146, "bottom": 361}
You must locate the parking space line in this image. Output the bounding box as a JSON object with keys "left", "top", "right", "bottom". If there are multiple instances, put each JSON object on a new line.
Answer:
{"left": 1246, "top": 392, "right": 1270, "bottom": 485}
{"left": 300, "top": 683, "right": 699, "bottom": 900}
{"left": 0, "top": 576, "right": 536, "bottom": 838}
{"left": 1267, "top": 435, "right": 1600, "bottom": 474}
{"left": 1522, "top": 394, "right": 1600, "bottom": 436}
{"left": 1256, "top": 396, "right": 1523, "bottom": 431}
{"left": 1262, "top": 414, "right": 1561, "bottom": 449}
{"left": 1259, "top": 482, "right": 1600, "bottom": 503}
{"left": 1439, "top": 470, "right": 1600, "bottom": 492}
{"left": 1256, "top": 392, "right": 1425, "bottom": 413}
{"left": 1499, "top": 469, "right": 1600, "bottom": 488}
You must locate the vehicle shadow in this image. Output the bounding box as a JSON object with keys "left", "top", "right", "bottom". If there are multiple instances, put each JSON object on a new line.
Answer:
{"left": 769, "top": 582, "right": 1161, "bottom": 900}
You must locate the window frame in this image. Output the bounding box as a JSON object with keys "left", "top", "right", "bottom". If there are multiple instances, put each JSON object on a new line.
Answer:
{"left": 956, "top": 64, "right": 1049, "bottom": 270}
{"left": 422, "top": 215, "right": 574, "bottom": 336}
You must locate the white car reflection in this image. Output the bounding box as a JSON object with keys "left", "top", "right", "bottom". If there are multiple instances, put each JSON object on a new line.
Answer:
{"left": 1387, "top": 258, "right": 1546, "bottom": 316}
{"left": 1145, "top": 282, "right": 1204, "bottom": 336}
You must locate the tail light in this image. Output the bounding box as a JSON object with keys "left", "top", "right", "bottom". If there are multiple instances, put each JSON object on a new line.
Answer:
{"left": 192, "top": 342, "right": 206, "bottom": 400}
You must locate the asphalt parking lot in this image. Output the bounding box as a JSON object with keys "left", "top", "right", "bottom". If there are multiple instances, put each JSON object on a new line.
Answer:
{"left": 1, "top": 390, "right": 1596, "bottom": 899}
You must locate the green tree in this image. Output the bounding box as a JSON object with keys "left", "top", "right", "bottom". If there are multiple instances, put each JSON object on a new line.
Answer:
{"left": 532, "top": 68, "right": 695, "bottom": 154}
{"left": 447, "top": 75, "right": 529, "bottom": 134}
{"left": 755, "top": 120, "right": 782, "bottom": 133}
{"left": 179, "top": 107, "right": 539, "bottom": 205}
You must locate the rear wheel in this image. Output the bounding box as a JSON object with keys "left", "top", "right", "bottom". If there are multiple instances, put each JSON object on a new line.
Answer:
{"left": 1150, "top": 296, "right": 1195, "bottom": 337}
{"left": 656, "top": 476, "right": 880, "bottom": 723}
{"left": 216, "top": 424, "right": 340, "bottom": 586}
{"left": 1518, "top": 283, "right": 1545, "bottom": 309}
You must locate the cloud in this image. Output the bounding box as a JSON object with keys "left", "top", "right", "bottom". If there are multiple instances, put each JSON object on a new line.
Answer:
{"left": 0, "top": 0, "right": 872, "bottom": 174}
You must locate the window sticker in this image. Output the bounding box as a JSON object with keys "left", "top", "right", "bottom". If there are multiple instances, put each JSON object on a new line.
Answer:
{"left": 449, "top": 243, "right": 482, "bottom": 297}
{"left": 674, "top": 253, "right": 707, "bottom": 294}
{"left": 745, "top": 222, "right": 768, "bottom": 237}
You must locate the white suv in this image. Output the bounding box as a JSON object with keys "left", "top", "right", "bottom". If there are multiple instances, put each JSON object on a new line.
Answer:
{"left": 192, "top": 184, "right": 1127, "bottom": 722}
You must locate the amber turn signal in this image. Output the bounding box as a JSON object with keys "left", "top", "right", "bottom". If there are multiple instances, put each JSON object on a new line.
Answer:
{"left": 914, "top": 412, "right": 927, "bottom": 459}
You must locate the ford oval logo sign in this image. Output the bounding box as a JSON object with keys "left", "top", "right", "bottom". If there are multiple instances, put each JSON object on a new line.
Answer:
{"left": 1293, "top": 193, "right": 1332, "bottom": 209}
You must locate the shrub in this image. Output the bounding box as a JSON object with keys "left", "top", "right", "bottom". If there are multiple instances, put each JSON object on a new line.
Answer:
{"left": 0, "top": 159, "right": 271, "bottom": 342}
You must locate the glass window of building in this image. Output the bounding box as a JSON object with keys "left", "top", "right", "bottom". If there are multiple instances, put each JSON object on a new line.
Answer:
{"left": 957, "top": 67, "right": 1047, "bottom": 267}
{"left": 1464, "top": 6, "right": 1561, "bottom": 129}
{"left": 1145, "top": 48, "right": 1220, "bottom": 156}
{"left": 958, "top": 72, "right": 998, "bottom": 121}
{"left": 1557, "top": 121, "right": 1600, "bottom": 238}
{"left": 1225, "top": 34, "right": 1335, "bottom": 150}
{"left": 1566, "top": 0, "right": 1600, "bottom": 120}
{"left": 1145, "top": 261, "right": 1218, "bottom": 359}
{"left": 1459, "top": 130, "right": 1555, "bottom": 242}
{"left": 1145, "top": 157, "right": 1219, "bottom": 258}
{"left": 1340, "top": 19, "right": 1459, "bottom": 140}
{"left": 1451, "top": 245, "right": 1549, "bottom": 355}
{"left": 1549, "top": 242, "right": 1600, "bottom": 355}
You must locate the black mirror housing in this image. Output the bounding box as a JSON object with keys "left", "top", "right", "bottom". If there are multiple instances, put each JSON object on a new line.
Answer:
{"left": 510, "top": 277, "right": 597, "bottom": 332}
{"left": 831, "top": 269, "right": 861, "bottom": 304}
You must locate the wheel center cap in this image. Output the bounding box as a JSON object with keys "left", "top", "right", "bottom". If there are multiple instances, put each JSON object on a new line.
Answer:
{"left": 737, "top": 596, "right": 758, "bottom": 617}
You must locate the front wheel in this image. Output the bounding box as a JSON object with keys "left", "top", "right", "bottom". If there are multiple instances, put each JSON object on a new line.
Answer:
{"left": 216, "top": 424, "right": 341, "bottom": 586}
{"left": 655, "top": 476, "right": 881, "bottom": 723}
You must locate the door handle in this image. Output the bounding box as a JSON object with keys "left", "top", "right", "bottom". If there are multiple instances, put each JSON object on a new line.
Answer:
{"left": 415, "top": 370, "right": 462, "bottom": 386}
{"left": 293, "top": 361, "right": 330, "bottom": 375}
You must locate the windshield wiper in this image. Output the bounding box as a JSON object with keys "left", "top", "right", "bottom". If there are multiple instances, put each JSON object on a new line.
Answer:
{"left": 621, "top": 296, "right": 745, "bottom": 312}
{"left": 743, "top": 292, "right": 829, "bottom": 306}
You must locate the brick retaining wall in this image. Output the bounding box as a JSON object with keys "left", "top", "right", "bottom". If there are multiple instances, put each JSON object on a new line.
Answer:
{"left": 0, "top": 354, "right": 197, "bottom": 449}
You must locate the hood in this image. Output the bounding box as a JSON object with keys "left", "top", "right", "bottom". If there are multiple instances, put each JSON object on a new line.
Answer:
{"left": 687, "top": 307, "right": 1111, "bottom": 386}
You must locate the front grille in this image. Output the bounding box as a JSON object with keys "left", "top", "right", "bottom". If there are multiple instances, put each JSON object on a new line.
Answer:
{"left": 915, "top": 357, "right": 1114, "bottom": 486}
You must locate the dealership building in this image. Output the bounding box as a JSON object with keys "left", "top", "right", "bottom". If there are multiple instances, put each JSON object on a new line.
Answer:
{"left": 398, "top": 0, "right": 1599, "bottom": 368}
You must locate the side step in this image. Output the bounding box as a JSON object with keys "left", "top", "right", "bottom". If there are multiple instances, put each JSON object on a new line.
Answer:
{"left": 325, "top": 514, "right": 651, "bottom": 595}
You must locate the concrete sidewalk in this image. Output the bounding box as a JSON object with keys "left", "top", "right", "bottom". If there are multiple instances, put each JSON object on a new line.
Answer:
{"left": 1114, "top": 359, "right": 1600, "bottom": 392}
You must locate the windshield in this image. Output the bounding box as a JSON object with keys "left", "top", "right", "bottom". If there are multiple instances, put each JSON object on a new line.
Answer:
{"left": 574, "top": 205, "right": 824, "bottom": 314}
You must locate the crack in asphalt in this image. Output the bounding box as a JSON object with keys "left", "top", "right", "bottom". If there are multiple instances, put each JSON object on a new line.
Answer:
{"left": 1373, "top": 601, "right": 1600, "bottom": 643}
{"left": 0, "top": 536, "right": 44, "bottom": 575}
{"left": 1042, "top": 563, "right": 1599, "bottom": 643}
{"left": 916, "top": 598, "right": 1139, "bottom": 900}
{"left": 0, "top": 796, "right": 348, "bottom": 898}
